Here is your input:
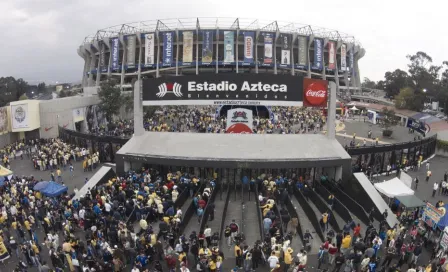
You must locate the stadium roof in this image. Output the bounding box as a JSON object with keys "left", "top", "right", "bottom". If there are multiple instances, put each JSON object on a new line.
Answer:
{"left": 117, "top": 132, "right": 351, "bottom": 165}
{"left": 83, "top": 17, "right": 361, "bottom": 47}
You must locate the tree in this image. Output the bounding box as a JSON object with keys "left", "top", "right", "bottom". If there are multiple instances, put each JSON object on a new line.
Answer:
{"left": 380, "top": 107, "right": 399, "bottom": 135}
{"left": 394, "top": 87, "right": 425, "bottom": 111}
{"left": 98, "top": 79, "right": 123, "bottom": 122}
{"left": 19, "top": 93, "right": 28, "bottom": 100}
{"left": 407, "top": 51, "right": 441, "bottom": 95}
{"left": 384, "top": 69, "right": 412, "bottom": 98}
{"left": 37, "top": 82, "right": 46, "bottom": 93}
{"left": 361, "top": 77, "right": 377, "bottom": 89}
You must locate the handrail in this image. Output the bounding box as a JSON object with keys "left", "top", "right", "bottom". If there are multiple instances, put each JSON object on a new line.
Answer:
{"left": 314, "top": 183, "right": 352, "bottom": 224}
{"left": 254, "top": 184, "right": 265, "bottom": 241}
{"left": 178, "top": 183, "right": 206, "bottom": 236}
{"left": 294, "top": 188, "right": 325, "bottom": 242}
{"left": 219, "top": 185, "right": 232, "bottom": 243}
{"left": 285, "top": 193, "right": 304, "bottom": 243}
{"left": 308, "top": 188, "right": 341, "bottom": 233}
{"left": 199, "top": 184, "right": 220, "bottom": 232}
{"left": 241, "top": 183, "right": 245, "bottom": 237}
{"left": 346, "top": 135, "right": 437, "bottom": 155}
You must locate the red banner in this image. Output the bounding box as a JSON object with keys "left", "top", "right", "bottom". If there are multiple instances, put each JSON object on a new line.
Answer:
{"left": 328, "top": 42, "right": 336, "bottom": 70}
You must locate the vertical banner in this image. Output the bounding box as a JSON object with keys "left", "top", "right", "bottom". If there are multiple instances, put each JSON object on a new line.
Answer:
{"left": 0, "top": 107, "right": 8, "bottom": 134}
{"left": 349, "top": 49, "right": 354, "bottom": 71}
{"left": 263, "top": 33, "right": 273, "bottom": 64}
{"left": 298, "top": 36, "right": 307, "bottom": 67}
{"left": 340, "top": 44, "right": 347, "bottom": 71}
{"left": 314, "top": 39, "right": 323, "bottom": 69}
{"left": 280, "top": 34, "right": 291, "bottom": 65}
{"left": 182, "top": 31, "right": 194, "bottom": 64}
{"left": 202, "top": 30, "right": 213, "bottom": 63}
{"left": 145, "top": 33, "right": 155, "bottom": 65}
{"left": 111, "top": 38, "right": 119, "bottom": 70}
{"left": 328, "top": 41, "right": 336, "bottom": 70}
{"left": 126, "top": 35, "right": 136, "bottom": 68}
{"left": 11, "top": 104, "right": 29, "bottom": 129}
{"left": 72, "top": 108, "right": 85, "bottom": 123}
{"left": 223, "top": 31, "right": 235, "bottom": 63}
{"left": 243, "top": 32, "right": 254, "bottom": 64}
{"left": 162, "top": 32, "right": 174, "bottom": 66}
{"left": 99, "top": 41, "right": 106, "bottom": 71}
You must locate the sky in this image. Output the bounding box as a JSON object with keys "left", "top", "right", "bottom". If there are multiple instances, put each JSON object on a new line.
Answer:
{"left": 0, "top": 0, "right": 446, "bottom": 85}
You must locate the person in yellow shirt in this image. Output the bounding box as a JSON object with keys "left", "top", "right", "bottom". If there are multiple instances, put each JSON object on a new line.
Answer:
{"left": 284, "top": 247, "right": 293, "bottom": 270}
{"left": 341, "top": 234, "right": 352, "bottom": 255}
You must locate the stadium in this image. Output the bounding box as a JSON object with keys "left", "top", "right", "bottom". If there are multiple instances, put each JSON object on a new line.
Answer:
{"left": 78, "top": 17, "right": 365, "bottom": 93}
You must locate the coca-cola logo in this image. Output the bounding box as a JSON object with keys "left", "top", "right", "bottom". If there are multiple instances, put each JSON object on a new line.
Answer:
{"left": 226, "top": 123, "right": 252, "bottom": 134}
{"left": 303, "top": 78, "right": 328, "bottom": 107}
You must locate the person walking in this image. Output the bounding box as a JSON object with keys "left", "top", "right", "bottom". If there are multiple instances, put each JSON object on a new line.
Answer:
{"left": 414, "top": 177, "right": 419, "bottom": 190}
{"left": 432, "top": 182, "right": 439, "bottom": 198}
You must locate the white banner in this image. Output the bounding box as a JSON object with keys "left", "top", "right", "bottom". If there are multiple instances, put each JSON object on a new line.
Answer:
{"left": 145, "top": 33, "right": 155, "bottom": 65}
{"left": 73, "top": 108, "right": 85, "bottom": 123}
{"left": 11, "top": 104, "right": 29, "bottom": 129}
{"left": 182, "top": 31, "right": 194, "bottom": 63}
{"left": 340, "top": 44, "right": 347, "bottom": 71}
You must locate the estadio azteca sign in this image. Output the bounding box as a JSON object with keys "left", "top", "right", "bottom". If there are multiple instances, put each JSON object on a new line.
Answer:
{"left": 142, "top": 74, "right": 327, "bottom": 106}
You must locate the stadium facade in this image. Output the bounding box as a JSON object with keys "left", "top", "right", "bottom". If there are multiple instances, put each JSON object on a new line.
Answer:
{"left": 78, "top": 18, "right": 364, "bottom": 92}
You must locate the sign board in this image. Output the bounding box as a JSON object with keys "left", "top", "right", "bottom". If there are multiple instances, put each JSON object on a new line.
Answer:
{"left": 422, "top": 202, "right": 445, "bottom": 229}
{"left": 142, "top": 74, "right": 327, "bottom": 107}
{"left": 226, "top": 108, "right": 253, "bottom": 134}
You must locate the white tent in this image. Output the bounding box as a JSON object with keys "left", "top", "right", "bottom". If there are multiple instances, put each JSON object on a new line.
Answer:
{"left": 350, "top": 106, "right": 359, "bottom": 111}
{"left": 374, "top": 177, "right": 415, "bottom": 198}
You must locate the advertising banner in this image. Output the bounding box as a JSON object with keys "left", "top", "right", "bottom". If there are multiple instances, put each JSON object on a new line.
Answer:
{"left": 111, "top": 38, "right": 119, "bottom": 70}
{"left": 142, "top": 74, "right": 304, "bottom": 106}
{"left": 0, "top": 107, "right": 8, "bottom": 134}
{"left": 298, "top": 36, "right": 307, "bottom": 67}
{"left": 72, "top": 108, "right": 85, "bottom": 123}
{"left": 303, "top": 78, "right": 328, "bottom": 107}
{"left": 126, "top": 35, "right": 136, "bottom": 68}
{"left": 226, "top": 108, "right": 253, "bottom": 134}
{"left": 224, "top": 31, "right": 235, "bottom": 63}
{"left": 340, "top": 44, "right": 347, "bottom": 71}
{"left": 349, "top": 49, "right": 354, "bottom": 71}
{"left": 202, "top": 30, "right": 213, "bottom": 63}
{"left": 144, "top": 33, "right": 155, "bottom": 65}
{"left": 162, "top": 32, "right": 174, "bottom": 66}
{"left": 182, "top": 31, "right": 194, "bottom": 64}
{"left": 280, "top": 34, "right": 291, "bottom": 65}
{"left": 314, "top": 39, "right": 323, "bottom": 69}
{"left": 328, "top": 41, "right": 336, "bottom": 70}
{"left": 243, "top": 32, "right": 254, "bottom": 64}
{"left": 99, "top": 41, "right": 106, "bottom": 70}
{"left": 263, "top": 32, "right": 273, "bottom": 65}
{"left": 407, "top": 118, "right": 427, "bottom": 135}
{"left": 422, "top": 202, "right": 444, "bottom": 229}
{"left": 11, "top": 104, "right": 29, "bottom": 129}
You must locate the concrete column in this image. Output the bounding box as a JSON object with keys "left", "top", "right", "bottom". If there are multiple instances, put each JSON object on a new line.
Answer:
{"left": 291, "top": 34, "right": 297, "bottom": 76}
{"left": 120, "top": 35, "right": 126, "bottom": 88}
{"left": 88, "top": 54, "right": 96, "bottom": 87}
{"left": 335, "top": 166, "right": 343, "bottom": 181}
{"left": 327, "top": 81, "right": 337, "bottom": 139}
{"left": 236, "top": 30, "right": 239, "bottom": 74}
{"left": 196, "top": 27, "right": 199, "bottom": 75}
{"left": 156, "top": 31, "right": 160, "bottom": 78}
{"left": 124, "top": 161, "right": 131, "bottom": 173}
{"left": 81, "top": 57, "right": 89, "bottom": 87}
{"left": 215, "top": 28, "right": 219, "bottom": 74}
{"left": 322, "top": 39, "right": 328, "bottom": 80}
{"left": 307, "top": 35, "right": 314, "bottom": 78}
{"left": 95, "top": 51, "right": 102, "bottom": 87}
{"left": 176, "top": 30, "right": 179, "bottom": 76}
{"left": 133, "top": 80, "right": 144, "bottom": 136}
{"left": 255, "top": 31, "right": 259, "bottom": 74}
{"left": 137, "top": 33, "right": 142, "bottom": 82}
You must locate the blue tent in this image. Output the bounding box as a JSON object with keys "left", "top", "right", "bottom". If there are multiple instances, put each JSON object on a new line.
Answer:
{"left": 0, "top": 177, "right": 5, "bottom": 187}
{"left": 437, "top": 204, "right": 448, "bottom": 229}
{"left": 33, "top": 181, "right": 50, "bottom": 191}
{"left": 40, "top": 182, "right": 68, "bottom": 197}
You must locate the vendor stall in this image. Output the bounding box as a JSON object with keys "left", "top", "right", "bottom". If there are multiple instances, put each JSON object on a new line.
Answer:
{"left": 40, "top": 182, "right": 68, "bottom": 197}
{"left": 374, "top": 177, "right": 415, "bottom": 198}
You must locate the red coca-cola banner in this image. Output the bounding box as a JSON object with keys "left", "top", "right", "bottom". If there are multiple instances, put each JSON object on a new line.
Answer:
{"left": 303, "top": 78, "right": 328, "bottom": 107}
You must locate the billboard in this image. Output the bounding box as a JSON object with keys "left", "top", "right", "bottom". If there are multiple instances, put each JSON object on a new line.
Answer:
{"left": 262, "top": 32, "right": 273, "bottom": 65}
{"left": 298, "top": 36, "right": 307, "bottom": 67}
{"left": 226, "top": 108, "right": 253, "bottom": 134}
{"left": 182, "top": 31, "right": 194, "bottom": 64}
{"left": 340, "top": 44, "right": 347, "bottom": 71}
{"left": 202, "top": 30, "right": 213, "bottom": 63}
{"left": 243, "top": 32, "right": 254, "bottom": 64}
{"left": 126, "top": 35, "right": 136, "bottom": 68}
{"left": 144, "top": 33, "right": 155, "bottom": 65}
{"left": 72, "top": 108, "right": 85, "bottom": 123}
{"left": 162, "top": 32, "right": 174, "bottom": 66}
{"left": 11, "top": 104, "right": 29, "bottom": 129}
{"left": 328, "top": 41, "right": 336, "bottom": 70}
{"left": 142, "top": 74, "right": 305, "bottom": 106}
{"left": 314, "top": 39, "right": 323, "bottom": 69}
{"left": 349, "top": 49, "right": 354, "bottom": 71}
{"left": 280, "top": 34, "right": 291, "bottom": 65}
{"left": 111, "top": 38, "right": 119, "bottom": 70}
{"left": 224, "top": 31, "right": 235, "bottom": 63}
{"left": 99, "top": 41, "right": 106, "bottom": 71}
{"left": 407, "top": 118, "right": 427, "bottom": 135}
{"left": 0, "top": 107, "right": 8, "bottom": 134}
{"left": 422, "top": 202, "right": 445, "bottom": 229}
{"left": 303, "top": 78, "right": 328, "bottom": 107}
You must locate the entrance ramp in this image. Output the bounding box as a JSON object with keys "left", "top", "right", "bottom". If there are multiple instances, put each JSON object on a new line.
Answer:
{"left": 353, "top": 173, "right": 399, "bottom": 228}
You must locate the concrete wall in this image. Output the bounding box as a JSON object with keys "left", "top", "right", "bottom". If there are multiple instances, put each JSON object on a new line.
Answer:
{"left": 39, "top": 95, "right": 100, "bottom": 139}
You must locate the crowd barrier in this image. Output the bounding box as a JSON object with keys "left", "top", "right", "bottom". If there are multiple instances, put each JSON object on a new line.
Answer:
{"left": 219, "top": 185, "right": 232, "bottom": 243}
{"left": 254, "top": 184, "right": 265, "bottom": 241}
{"left": 323, "top": 181, "right": 370, "bottom": 225}
{"left": 199, "top": 184, "right": 220, "bottom": 233}
{"left": 308, "top": 188, "right": 341, "bottom": 233}
{"left": 293, "top": 188, "right": 325, "bottom": 242}
{"left": 179, "top": 183, "right": 206, "bottom": 235}
{"left": 241, "top": 184, "right": 246, "bottom": 235}
{"left": 314, "top": 183, "right": 352, "bottom": 224}
{"left": 285, "top": 193, "right": 304, "bottom": 244}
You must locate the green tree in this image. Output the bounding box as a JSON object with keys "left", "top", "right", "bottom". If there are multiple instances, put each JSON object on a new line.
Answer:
{"left": 19, "top": 93, "right": 28, "bottom": 100}
{"left": 380, "top": 107, "right": 399, "bottom": 133}
{"left": 37, "top": 82, "right": 46, "bottom": 93}
{"left": 384, "top": 69, "right": 412, "bottom": 98}
{"left": 394, "top": 87, "right": 425, "bottom": 111}
{"left": 98, "top": 79, "right": 123, "bottom": 122}
{"left": 407, "top": 52, "right": 442, "bottom": 95}
{"left": 361, "top": 77, "right": 377, "bottom": 89}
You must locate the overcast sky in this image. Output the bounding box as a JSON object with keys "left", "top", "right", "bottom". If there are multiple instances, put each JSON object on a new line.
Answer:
{"left": 0, "top": 0, "right": 446, "bottom": 85}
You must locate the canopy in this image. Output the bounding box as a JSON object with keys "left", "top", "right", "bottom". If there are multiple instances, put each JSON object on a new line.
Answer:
{"left": 40, "top": 182, "right": 68, "bottom": 197}
{"left": 350, "top": 106, "right": 359, "bottom": 111}
{"left": 395, "top": 195, "right": 425, "bottom": 209}
{"left": 374, "top": 177, "right": 415, "bottom": 198}
{"left": 0, "top": 166, "right": 13, "bottom": 177}
{"left": 33, "top": 181, "right": 50, "bottom": 191}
